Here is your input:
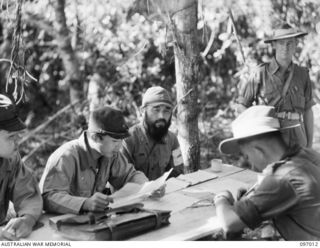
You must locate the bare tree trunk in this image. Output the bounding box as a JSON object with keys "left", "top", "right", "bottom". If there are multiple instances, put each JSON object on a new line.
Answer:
{"left": 172, "top": 0, "right": 200, "bottom": 172}
{"left": 52, "top": 0, "right": 83, "bottom": 103}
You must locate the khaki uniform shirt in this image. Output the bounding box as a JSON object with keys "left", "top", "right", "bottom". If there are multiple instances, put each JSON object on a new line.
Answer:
{"left": 121, "top": 123, "right": 184, "bottom": 180}
{"left": 235, "top": 146, "right": 320, "bottom": 240}
{"left": 0, "top": 153, "right": 42, "bottom": 225}
{"left": 237, "top": 58, "right": 315, "bottom": 146}
{"left": 40, "top": 132, "right": 148, "bottom": 214}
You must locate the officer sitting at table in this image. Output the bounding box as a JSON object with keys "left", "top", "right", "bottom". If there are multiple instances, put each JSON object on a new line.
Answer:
{"left": 0, "top": 94, "right": 43, "bottom": 240}
{"left": 40, "top": 106, "right": 163, "bottom": 215}
{"left": 214, "top": 105, "right": 320, "bottom": 240}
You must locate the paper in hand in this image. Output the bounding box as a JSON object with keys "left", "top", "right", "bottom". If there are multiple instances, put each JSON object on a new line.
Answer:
{"left": 109, "top": 168, "right": 173, "bottom": 209}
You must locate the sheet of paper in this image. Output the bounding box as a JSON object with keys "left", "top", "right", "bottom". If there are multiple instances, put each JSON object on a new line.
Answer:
{"left": 181, "top": 187, "right": 215, "bottom": 199}
{"left": 109, "top": 168, "right": 173, "bottom": 209}
{"left": 177, "top": 170, "right": 218, "bottom": 185}
{"left": 165, "top": 177, "right": 190, "bottom": 193}
{"left": 137, "top": 168, "right": 173, "bottom": 196}
{"left": 111, "top": 182, "right": 142, "bottom": 199}
{"left": 143, "top": 192, "right": 197, "bottom": 213}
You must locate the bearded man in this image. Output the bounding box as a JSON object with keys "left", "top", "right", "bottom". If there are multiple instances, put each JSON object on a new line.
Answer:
{"left": 121, "top": 86, "right": 184, "bottom": 180}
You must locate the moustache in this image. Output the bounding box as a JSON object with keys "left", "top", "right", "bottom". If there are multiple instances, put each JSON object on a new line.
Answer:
{"left": 154, "top": 119, "right": 167, "bottom": 126}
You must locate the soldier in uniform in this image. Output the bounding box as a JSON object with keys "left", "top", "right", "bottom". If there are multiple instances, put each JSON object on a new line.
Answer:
{"left": 0, "top": 94, "right": 43, "bottom": 240}
{"left": 121, "top": 86, "right": 184, "bottom": 180}
{"left": 236, "top": 23, "right": 315, "bottom": 148}
{"left": 215, "top": 105, "right": 320, "bottom": 240}
{"left": 40, "top": 106, "right": 150, "bottom": 214}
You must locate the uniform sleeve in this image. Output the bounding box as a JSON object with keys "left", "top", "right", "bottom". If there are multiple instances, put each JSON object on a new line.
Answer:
{"left": 304, "top": 68, "right": 316, "bottom": 110}
{"left": 121, "top": 135, "right": 135, "bottom": 164}
{"left": 9, "top": 153, "right": 43, "bottom": 222}
{"left": 39, "top": 152, "right": 87, "bottom": 214}
{"left": 108, "top": 153, "right": 148, "bottom": 190}
{"left": 236, "top": 67, "right": 262, "bottom": 107}
{"left": 234, "top": 175, "right": 299, "bottom": 229}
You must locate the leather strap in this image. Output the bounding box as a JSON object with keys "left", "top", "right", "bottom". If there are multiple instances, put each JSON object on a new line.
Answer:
{"left": 276, "top": 111, "right": 301, "bottom": 120}
{"left": 269, "top": 64, "right": 295, "bottom": 107}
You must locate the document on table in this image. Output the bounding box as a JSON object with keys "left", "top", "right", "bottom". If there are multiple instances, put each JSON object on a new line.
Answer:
{"left": 110, "top": 168, "right": 173, "bottom": 209}
{"left": 177, "top": 170, "right": 218, "bottom": 186}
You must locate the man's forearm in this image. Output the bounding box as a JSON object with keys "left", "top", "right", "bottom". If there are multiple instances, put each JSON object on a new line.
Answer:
{"left": 42, "top": 192, "right": 87, "bottom": 215}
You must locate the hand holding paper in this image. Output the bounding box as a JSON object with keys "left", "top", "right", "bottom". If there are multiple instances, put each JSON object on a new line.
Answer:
{"left": 109, "top": 168, "right": 173, "bottom": 209}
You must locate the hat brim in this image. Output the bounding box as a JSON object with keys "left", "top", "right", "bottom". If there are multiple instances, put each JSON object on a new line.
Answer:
{"left": 0, "top": 117, "right": 26, "bottom": 132}
{"left": 264, "top": 32, "right": 307, "bottom": 43}
{"left": 219, "top": 124, "right": 300, "bottom": 155}
{"left": 108, "top": 131, "right": 130, "bottom": 139}
{"left": 89, "top": 129, "right": 130, "bottom": 139}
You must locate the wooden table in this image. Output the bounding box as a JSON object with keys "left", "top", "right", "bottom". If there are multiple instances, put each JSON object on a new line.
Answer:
{"left": 23, "top": 164, "right": 258, "bottom": 241}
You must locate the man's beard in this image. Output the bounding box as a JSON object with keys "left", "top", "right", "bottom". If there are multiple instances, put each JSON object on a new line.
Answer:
{"left": 144, "top": 113, "right": 171, "bottom": 142}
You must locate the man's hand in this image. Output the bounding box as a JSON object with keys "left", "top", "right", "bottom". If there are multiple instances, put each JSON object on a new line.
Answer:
{"left": 149, "top": 185, "right": 166, "bottom": 199}
{"left": 214, "top": 190, "right": 235, "bottom": 205}
{"left": 82, "top": 192, "right": 114, "bottom": 212}
{"left": 2, "top": 215, "right": 35, "bottom": 240}
{"left": 236, "top": 187, "right": 248, "bottom": 201}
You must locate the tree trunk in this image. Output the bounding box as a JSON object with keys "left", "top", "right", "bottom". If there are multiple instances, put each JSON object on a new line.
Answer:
{"left": 172, "top": 0, "right": 200, "bottom": 172}
{"left": 52, "top": 0, "right": 83, "bottom": 104}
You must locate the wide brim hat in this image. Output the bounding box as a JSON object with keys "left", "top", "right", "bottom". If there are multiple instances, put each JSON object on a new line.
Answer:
{"left": 88, "top": 106, "right": 130, "bottom": 139}
{"left": 219, "top": 106, "right": 299, "bottom": 155}
{"left": 264, "top": 23, "right": 307, "bottom": 43}
{"left": 0, "top": 94, "right": 26, "bottom": 132}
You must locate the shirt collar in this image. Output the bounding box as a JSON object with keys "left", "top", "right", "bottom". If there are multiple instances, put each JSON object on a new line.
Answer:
{"left": 281, "top": 144, "right": 301, "bottom": 160}
{"left": 268, "top": 57, "right": 280, "bottom": 74}
{"left": 263, "top": 145, "right": 301, "bottom": 175}
{"left": 78, "top": 131, "right": 102, "bottom": 170}
{"left": 269, "top": 57, "right": 294, "bottom": 75}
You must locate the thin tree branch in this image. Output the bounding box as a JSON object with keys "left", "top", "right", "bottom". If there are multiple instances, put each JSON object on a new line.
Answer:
{"left": 227, "top": 8, "right": 246, "bottom": 65}
{"left": 19, "top": 100, "right": 87, "bottom": 145}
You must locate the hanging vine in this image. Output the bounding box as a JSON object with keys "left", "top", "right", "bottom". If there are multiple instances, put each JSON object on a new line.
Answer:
{"left": 4, "top": 0, "right": 37, "bottom": 104}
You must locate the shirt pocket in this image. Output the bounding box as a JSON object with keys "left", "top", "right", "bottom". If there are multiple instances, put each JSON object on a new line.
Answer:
{"left": 289, "top": 86, "right": 305, "bottom": 111}
{"left": 260, "top": 83, "right": 279, "bottom": 105}
{"left": 133, "top": 152, "right": 147, "bottom": 171}
{"left": 75, "top": 171, "right": 93, "bottom": 197}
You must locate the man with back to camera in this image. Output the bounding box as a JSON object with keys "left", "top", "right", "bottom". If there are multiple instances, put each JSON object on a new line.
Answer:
{"left": 214, "top": 105, "right": 320, "bottom": 240}
{"left": 0, "top": 94, "right": 43, "bottom": 240}
{"left": 236, "top": 23, "right": 314, "bottom": 148}
{"left": 40, "top": 105, "right": 165, "bottom": 215}
{"left": 121, "top": 86, "right": 184, "bottom": 180}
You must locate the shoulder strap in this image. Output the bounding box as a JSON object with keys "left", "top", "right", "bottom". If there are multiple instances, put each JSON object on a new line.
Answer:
{"left": 281, "top": 65, "right": 295, "bottom": 99}
{"left": 268, "top": 65, "right": 295, "bottom": 107}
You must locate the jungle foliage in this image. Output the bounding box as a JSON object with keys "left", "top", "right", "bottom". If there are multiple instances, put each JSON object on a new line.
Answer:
{"left": 0, "top": 0, "right": 319, "bottom": 176}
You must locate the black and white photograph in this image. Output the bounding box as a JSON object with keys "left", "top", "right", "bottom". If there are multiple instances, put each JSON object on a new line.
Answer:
{"left": 0, "top": 0, "right": 319, "bottom": 246}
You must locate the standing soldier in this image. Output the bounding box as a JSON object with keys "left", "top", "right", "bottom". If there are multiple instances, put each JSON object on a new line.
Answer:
{"left": 236, "top": 23, "right": 315, "bottom": 148}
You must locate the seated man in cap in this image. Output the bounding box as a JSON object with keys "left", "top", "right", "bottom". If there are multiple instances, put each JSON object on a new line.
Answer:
{"left": 121, "top": 86, "right": 184, "bottom": 180}
{"left": 236, "top": 23, "right": 314, "bottom": 148}
{"left": 214, "top": 105, "right": 320, "bottom": 240}
{"left": 0, "top": 94, "right": 43, "bottom": 240}
{"left": 40, "top": 106, "right": 150, "bottom": 214}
